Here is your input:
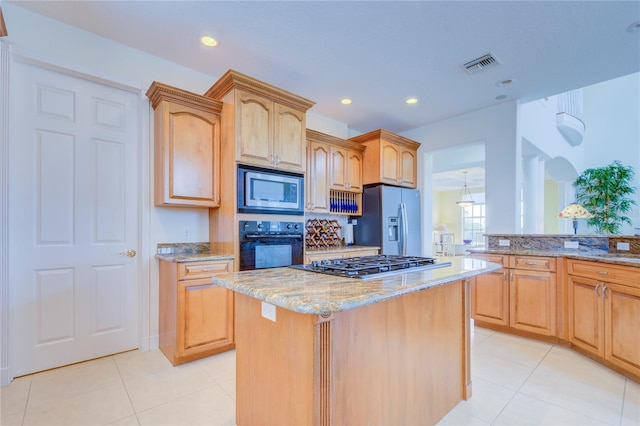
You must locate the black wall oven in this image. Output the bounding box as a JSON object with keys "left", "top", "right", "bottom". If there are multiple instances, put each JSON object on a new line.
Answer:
{"left": 239, "top": 220, "right": 304, "bottom": 271}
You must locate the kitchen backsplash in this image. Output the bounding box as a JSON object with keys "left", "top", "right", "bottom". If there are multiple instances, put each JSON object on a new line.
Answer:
{"left": 157, "top": 242, "right": 211, "bottom": 255}
{"left": 485, "top": 234, "right": 640, "bottom": 255}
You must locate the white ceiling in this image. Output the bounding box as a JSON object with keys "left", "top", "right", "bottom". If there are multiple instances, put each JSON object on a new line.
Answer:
{"left": 7, "top": 0, "right": 639, "bottom": 136}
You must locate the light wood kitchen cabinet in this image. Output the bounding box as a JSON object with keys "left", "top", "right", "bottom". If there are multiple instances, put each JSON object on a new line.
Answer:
{"left": 329, "top": 146, "right": 363, "bottom": 192}
{"left": 306, "top": 140, "right": 330, "bottom": 213}
{"left": 159, "top": 259, "right": 235, "bottom": 365}
{"left": 205, "top": 71, "right": 314, "bottom": 174}
{"left": 146, "top": 81, "right": 223, "bottom": 207}
{"left": 349, "top": 129, "right": 420, "bottom": 188}
{"left": 234, "top": 90, "right": 306, "bottom": 172}
{"left": 470, "top": 254, "right": 509, "bottom": 326}
{"left": 306, "top": 130, "right": 365, "bottom": 214}
{"left": 509, "top": 266, "right": 557, "bottom": 337}
{"left": 567, "top": 259, "right": 640, "bottom": 379}
{"left": 471, "top": 254, "right": 556, "bottom": 336}
{"left": 304, "top": 247, "right": 379, "bottom": 264}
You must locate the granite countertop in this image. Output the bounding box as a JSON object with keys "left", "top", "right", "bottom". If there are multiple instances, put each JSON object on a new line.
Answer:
{"left": 470, "top": 249, "right": 640, "bottom": 267}
{"left": 211, "top": 257, "right": 500, "bottom": 315}
{"left": 305, "top": 245, "right": 380, "bottom": 254}
{"left": 155, "top": 251, "right": 234, "bottom": 263}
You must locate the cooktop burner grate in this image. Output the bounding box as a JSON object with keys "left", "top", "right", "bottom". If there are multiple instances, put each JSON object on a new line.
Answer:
{"left": 290, "top": 254, "right": 452, "bottom": 279}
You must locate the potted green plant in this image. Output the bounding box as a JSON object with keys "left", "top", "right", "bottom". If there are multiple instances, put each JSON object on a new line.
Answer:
{"left": 573, "top": 160, "right": 637, "bottom": 234}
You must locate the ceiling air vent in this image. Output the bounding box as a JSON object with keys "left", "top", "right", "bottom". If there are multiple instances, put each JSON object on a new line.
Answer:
{"left": 463, "top": 53, "right": 500, "bottom": 74}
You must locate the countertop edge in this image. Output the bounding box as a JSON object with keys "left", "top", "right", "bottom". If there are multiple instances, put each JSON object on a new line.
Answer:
{"left": 212, "top": 260, "right": 501, "bottom": 315}
{"left": 469, "top": 249, "right": 640, "bottom": 267}
{"left": 155, "top": 253, "right": 235, "bottom": 262}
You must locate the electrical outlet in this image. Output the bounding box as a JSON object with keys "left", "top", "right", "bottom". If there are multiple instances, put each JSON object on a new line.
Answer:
{"left": 498, "top": 239, "right": 510, "bottom": 247}
{"left": 617, "top": 242, "right": 630, "bottom": 251}
{"left": 564, "top": 241, "right": 579, "bottom": 249}
{"left": 184, "top": 228, "right": 191, "bottom": 240}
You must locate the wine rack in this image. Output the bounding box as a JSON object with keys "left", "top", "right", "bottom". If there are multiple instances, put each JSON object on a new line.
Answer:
{"left": 305, "top": 218, "right": 343, "bottom": 249}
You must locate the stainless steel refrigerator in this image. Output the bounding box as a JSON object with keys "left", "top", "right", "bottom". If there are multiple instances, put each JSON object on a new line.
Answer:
{"left": 354, "top": 184, "right": 421, "bottom": 256}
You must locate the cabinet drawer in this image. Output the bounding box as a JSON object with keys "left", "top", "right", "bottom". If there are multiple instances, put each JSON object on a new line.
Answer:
{"left": 567, "top": 260, "right": 639, "bottom": 286}
{"left": 178, "top": 260, "right": 234, "bottom": 280}
{"left": 510, "top": 255, "right": 556, "bottom": 272}
{"left": 471, "top": 253, "right": 508, "bottom": 268}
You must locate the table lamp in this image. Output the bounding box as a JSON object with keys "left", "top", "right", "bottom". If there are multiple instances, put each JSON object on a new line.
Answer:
{"left": 558, "top": 203, "right": 593, "bottom": 234}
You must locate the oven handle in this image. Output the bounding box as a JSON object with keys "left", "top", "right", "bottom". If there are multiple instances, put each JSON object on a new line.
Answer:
{"left": 244, "top": 234, "right": 303, "bottom": 239}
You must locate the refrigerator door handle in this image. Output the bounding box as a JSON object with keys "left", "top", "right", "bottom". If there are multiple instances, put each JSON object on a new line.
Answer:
{"left": 400, "top": 202, "right": 408, "bottom": 256}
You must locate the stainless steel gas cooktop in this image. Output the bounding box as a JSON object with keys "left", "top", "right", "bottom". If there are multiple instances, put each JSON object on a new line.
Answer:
{"left": 290, "top": 254, "right": 452, "bottom": 280}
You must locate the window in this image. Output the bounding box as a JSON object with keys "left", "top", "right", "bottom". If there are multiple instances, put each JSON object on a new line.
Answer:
{"left": 462, "top": 203, "right": 485, "bottom": 245}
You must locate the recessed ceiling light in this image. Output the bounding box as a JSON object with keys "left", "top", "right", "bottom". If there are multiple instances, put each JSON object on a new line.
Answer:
{"left": 406, "top": 98, "right": 418, "bottom": 105}
{"left": 201, "top": 36, "right": 218, "bottom": 47}
{"left": 341, "top": 98, "right": 352, "bottom": 105}
{"left": 496, "top": 79, "right": 514, "bottom": 87}
{"left": 495, "top": 94, "right": 508, "bottom": 101}
{"left": 627, "top": 21, "right": 640, "bottom": 32}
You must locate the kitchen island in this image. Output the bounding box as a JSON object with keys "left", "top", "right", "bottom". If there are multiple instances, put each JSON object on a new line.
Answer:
{"left": 212, "top": 257, "right": 500, "bottom": 425}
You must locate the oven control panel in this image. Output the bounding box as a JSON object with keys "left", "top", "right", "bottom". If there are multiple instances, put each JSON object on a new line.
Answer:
{"left": 240, "top": 221, "right": 303, "bottom": 236}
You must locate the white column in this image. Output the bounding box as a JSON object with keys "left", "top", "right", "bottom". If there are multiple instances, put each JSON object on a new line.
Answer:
{"left": 1, "top": 40, "right": 10, "bottom": 386}
{"left": 522, "top": 154, "right": 545, "bottom": 234}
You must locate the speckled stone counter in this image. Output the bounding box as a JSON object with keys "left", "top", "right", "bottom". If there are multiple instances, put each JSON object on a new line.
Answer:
{"left": 212, "top": 257, "right": 500, "bottom": 314}
{"left": 473, "top": 234, "right": 640, "bottom": 268}
{"left": 154, "top": 242, "right": 233, "bottom": 262}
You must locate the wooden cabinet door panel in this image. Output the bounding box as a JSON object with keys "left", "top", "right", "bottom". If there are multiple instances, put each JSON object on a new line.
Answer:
{"left": 347, "top": 151, "right": 363, "bottom": 192}
{"left": 381, "top": 142, "right": 400, "bottom": 184}
{"left": 274, "top": 104, "right": 305, "bottom": 172}
{"left": 167, "top": 108, "right": 217, "bottom": 202}
{"left": 307, "top": 142, "right": 330, "bottom": 212}
{"left": 510, "top": 270, "right": 556, "bottom": 336}
{"left": 568, "top": 276, "right": 604, "bottom": 356}
{"left": 604, "top": 283, "right": 640, "bottom": 377}
{"left": 179, "top": 278, "right": 233, "bottom": 356}
{"left": 400, "top": 148, "right": 416, "bottom": 187}
{"left": 329, "top": 147, "right": 347, "bottom": 190}
{"left": 237, "top": 91, "right": 272, "bottom": 166}
{"left": 471, "top": 270, "right": 509, "bottom": 326}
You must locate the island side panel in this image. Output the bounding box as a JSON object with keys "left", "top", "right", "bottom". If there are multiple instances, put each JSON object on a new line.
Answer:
{"left": 330, "top": 280, "right": 467, "bottom": 425}
{"left": 235, "top": 293, "right": 318, "bottom": 425}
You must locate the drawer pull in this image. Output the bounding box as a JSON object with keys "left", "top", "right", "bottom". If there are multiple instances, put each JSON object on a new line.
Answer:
{"left": 200, "top": 268, "right": 217, "bottom": 272}
{"left": 596, "top": 271, "right": 608, "bottom": 275}
{"left": 186, "top": 283, "right": 216, "bottom": 291}
{"left": 525, "top": 261, "right": 542, "bottom": 266}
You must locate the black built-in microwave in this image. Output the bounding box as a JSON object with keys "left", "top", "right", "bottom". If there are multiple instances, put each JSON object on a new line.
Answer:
{"left": 237, "top": 164, "right": 304, "bottom": 215}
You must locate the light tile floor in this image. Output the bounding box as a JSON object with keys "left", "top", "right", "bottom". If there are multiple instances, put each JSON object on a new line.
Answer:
{"left": 1, "top": 326, "right": 638, "bottom": 425}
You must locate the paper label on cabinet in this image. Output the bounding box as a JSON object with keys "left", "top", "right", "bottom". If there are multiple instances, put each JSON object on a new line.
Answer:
{"left": 261, "top": 302, "right": 276, "bottom": 322}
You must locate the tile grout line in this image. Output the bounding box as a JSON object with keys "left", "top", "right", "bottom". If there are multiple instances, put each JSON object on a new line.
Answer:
{"left": 508, "top": 343, "right": 624, "bottom": 426}
{"left": 486, "top": 341, "right": 553, "bottom": 425}
{"left": 112, "top": 354, "right": 142, "bottom": 425}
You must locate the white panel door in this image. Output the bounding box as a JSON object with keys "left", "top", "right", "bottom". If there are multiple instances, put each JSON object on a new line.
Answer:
{"left": 9, "top": 59, "right": 139, "bottom": 377}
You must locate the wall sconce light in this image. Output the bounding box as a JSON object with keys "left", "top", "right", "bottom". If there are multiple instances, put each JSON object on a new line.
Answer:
{"left": 456, "top": 171, "right": 475, "bottom": 207}
{"left": 558, "top": 203, "right": 593, "bottom": 234}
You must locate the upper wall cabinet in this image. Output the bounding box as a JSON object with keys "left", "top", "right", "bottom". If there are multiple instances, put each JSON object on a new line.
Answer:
{"left": 306, "top": 130, "right": 365, "bottom": 215}
{"left": 146, "top": 82, "right": 223, "bottom": 208}
{"left": 205, "top": 70, "right": 315, "bottom": 174}
{"left": 349, "top": 129, "right": 421, "bottom": 188}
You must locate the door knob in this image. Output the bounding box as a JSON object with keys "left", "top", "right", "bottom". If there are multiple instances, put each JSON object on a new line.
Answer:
{"left": 119, "top": 249, "right": 137, "bottom": 258}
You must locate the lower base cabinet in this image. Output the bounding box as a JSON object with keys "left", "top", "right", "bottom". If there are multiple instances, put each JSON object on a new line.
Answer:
{"left": 159, "top": 259, "right": 235, "bottom": 365}
{"left": 471, "top": 254, "right": 557, "bottom": 337}
{"left": 568, "top": 259, "right": 640, "bottom": 380}
{"left": 471, "top": 254, "right": 509, "bottom": 326}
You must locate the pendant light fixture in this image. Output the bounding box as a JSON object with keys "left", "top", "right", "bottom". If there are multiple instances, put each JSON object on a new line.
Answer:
{"left": 456, "top": 171, "right": 475, "bottom": 207}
